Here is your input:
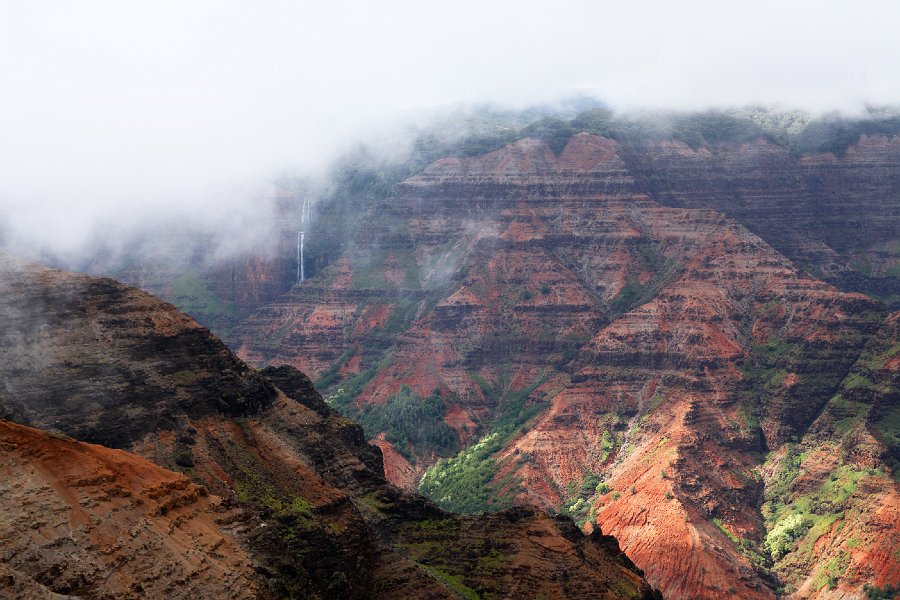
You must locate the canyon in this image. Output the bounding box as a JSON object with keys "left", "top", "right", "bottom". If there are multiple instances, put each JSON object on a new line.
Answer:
{"left": 5, "top": 108, "right": 899, "bottom": 600}
{"left": 222, "top": 126, "right": 899, "bottom": 599}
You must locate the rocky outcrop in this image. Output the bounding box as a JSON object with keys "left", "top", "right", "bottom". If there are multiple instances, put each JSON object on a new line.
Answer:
{"left": 0, "top": 419, "right": 260, "bottom": 599}
{"left": 0, "top": 255, "right": 277, "bottom": 449}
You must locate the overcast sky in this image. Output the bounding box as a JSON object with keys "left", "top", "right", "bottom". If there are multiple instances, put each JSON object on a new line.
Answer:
{"left": 2, "top": 0, "right": 899, "bottom": 260}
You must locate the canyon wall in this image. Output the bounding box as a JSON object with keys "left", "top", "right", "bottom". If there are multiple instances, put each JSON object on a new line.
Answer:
{"left": 232, "top": 134, "right": 899, "bottom": 600}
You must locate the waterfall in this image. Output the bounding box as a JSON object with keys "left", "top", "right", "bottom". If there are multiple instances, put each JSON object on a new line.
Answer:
{"left": 296, "top": 197, "right": 310, "bottom": 284}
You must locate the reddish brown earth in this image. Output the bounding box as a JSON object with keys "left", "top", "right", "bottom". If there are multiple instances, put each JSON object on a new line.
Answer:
{"left": 372, "top": 432, "right": 418, "bottom": 490}
{"left": 0, "top": 419, "right": 259, "bottom": 599}
{"left": 0, "top": 256, "right": 660, "bottom": 599}
{"left": 231, "top": 133, "right": 899, "bottom": 600}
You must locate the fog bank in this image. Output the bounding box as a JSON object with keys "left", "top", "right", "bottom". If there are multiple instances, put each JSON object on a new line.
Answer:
{"left": 2, "top": 0, "right": 898, "bottom": 265}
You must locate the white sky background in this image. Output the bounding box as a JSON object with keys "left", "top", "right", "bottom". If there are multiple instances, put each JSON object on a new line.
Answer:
{"left": 1, "top": 0, "right": 899, "bottom": 261}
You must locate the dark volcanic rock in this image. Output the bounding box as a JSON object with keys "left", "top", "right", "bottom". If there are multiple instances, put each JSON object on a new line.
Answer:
{"left": 0, "top": 255, "right": 277, "bottom": 448}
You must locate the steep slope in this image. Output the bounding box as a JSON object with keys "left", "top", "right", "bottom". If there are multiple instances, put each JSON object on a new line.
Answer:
{"left": 0, "top": 419, "right": 259, "bottom": 599}
{"left": 231, "top": 134, "right": 898, "bottom": 600}
{"left": 629, "top": 134, "right": 900, "bottom": 302}
{"left": 755, "top": 311, "right": 900, "bottom": 597}
{"left": 0, "top": 255, "right": 659, "bottom": 600}
{"left": 0, "top": 255, "right": 276, "bottom": 449}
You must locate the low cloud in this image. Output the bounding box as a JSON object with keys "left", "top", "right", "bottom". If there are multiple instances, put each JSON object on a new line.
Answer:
{"left": 1, "top": 0, "right": 898, "bottom": 267}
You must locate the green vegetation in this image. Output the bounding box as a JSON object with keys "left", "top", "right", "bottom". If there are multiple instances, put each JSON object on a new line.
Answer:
{"left": 560, "top": 496, "right": 591, "bottom": 522}
{"left": 711, "top": 518, "right": 771, "bottom": 574}
{"left": 608, "top": 245, "right": 679, "bottom": 317}
{"left": 349, "top": 242, "right": 420, "bottom": 290}
{"left": 599, "top": 430, "right": 616, "bottom": 462}
{"left": 767, "top": 444, "right": 802, "bottom": 506}
{"left": 862, "top": 343, "right": 900, "bottom": 372}
{"left": 579, "top": 472, "right": 600, "bottom": 494}
{"left": 315, "top": 346, "right": 357, "bottom": 391}
{"left": 520, "top": 117, "right": 576, "bottom": 155}
{"left": 670, "top": 112, "right": 770, "bottom": 148}
{"left": 171, "top": 271, "right": 229, "bottom": 313}
{"left": 232, "top": 462, "right": 314, "bottom": 538}
{"left": 569, "top": 107, "right": 620, "bottom": 139}
{"left": 355, "top": 386, "right": 459, "bottom": 460}
{"left": 790, "top": 108, "right": 900, "bottom": 156}
{"left": 481, "top": 371, "right": 549, "bottom": 441}
{"left": 418, "top": 372, "right": 548, "bottom": 514}
{"left": 324, "top": 354, "right": 389, "bottom": 410}
{"left": 843, "top": 372, "right": 877, "bottom": 391}
{"left": 874, "top": 403, "right": 900, "bottom": 462}
{"left": 609, "top": 275, "right": 647, "bottom": 315}
{"left": 713, "top": 518, "right": 740, "bottom": 544}
{"left": 417, "top": 564, "right": 481, "bottom": 600}
{"left": 755, "top": 336, "right": 794, "bottom": 362}
{"left": 765, "top": 513, "right": 811, "bottom": 560}
{"left": 569, "top": 104, "right": 900, "bottom": 156}
{"left": 558, "top": 469, "right": 610, "bottom": 526}
{"left": 418, "top": 432, "right": 516, "bottom": 514}
{"left": 170, "top": 270, "right": 237, "bottom": 338}
{"left": 863, "top": 583, "right": 900, "bottom": 599}
{"left": 761, "top": 447, "right": 879, "bottom": 593}
{"left": 810, "top": 551, "right": 851, "bottom": 592}
{"left": 475, "top": 548, "right": 512, "bottom": 578}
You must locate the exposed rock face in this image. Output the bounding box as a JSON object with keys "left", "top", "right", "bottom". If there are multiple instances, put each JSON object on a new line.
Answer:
{"left": 0, "top": 419, "right": 259, "bottom": 599}
{"left": 0, "top": 254, "right": 277, "bottom": 448}
{"left": 628, "top": 135, "right": 900, "bottom": 300}
{"left": 0, "top": 256, "right": 659, "bottom": 600}
{"left": 231, "top": 134, "right": 899, "bottom": 600}
{"left": 157, "top": 131, "right": 898, "bottom": 352}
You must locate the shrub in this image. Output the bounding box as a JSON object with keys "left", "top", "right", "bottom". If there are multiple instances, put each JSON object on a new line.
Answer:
{"left": 521, "top": 117, "right": 576, "bottom": 155}
{"left": 357, "top": 386, "right": 458, "bottom": 459}
{"left": 765, "top": 513, "right": 811, "bottom": 560}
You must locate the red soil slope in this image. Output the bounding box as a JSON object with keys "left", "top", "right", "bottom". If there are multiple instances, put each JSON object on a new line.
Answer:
{"left": 0, "top": 419, "right": 258, "bottom": 599}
